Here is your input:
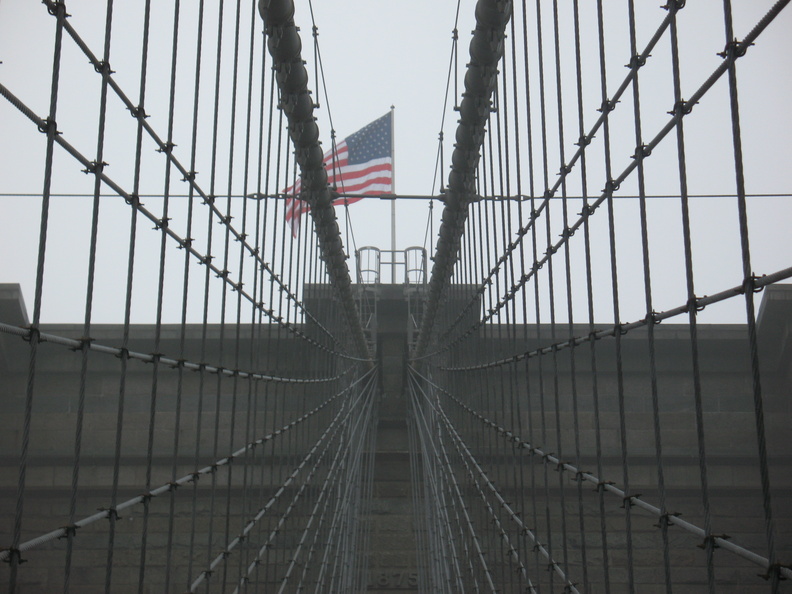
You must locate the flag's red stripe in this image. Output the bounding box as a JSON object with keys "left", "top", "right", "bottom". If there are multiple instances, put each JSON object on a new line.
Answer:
{"left": 335, "top": 177, "right": 393, "bottom": 195}
{"left": 329, "top": 162, "right": 392, "bottom": 185}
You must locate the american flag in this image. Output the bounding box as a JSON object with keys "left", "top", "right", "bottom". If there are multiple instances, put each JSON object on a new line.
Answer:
{"left": 284, "top": 111, "right": 393, "bottom": 236}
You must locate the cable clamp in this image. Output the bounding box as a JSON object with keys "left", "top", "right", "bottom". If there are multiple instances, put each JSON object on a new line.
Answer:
{"left": 648, "top": 311, "right": 662, "bottom": 325}
{"left": 626, "top": 54, "right": 648, "bottom": 69}
{"left": 82, "top": 161, "right": 108, "bottom": 175}
{"left": 543, "top": 189, "right": 555, "bottom": 200}
{"left": 719, "top": 39, "right": 752, "bottom": 60}
{"left": 758, "top": 563, "right": 791, "bottom": 582}
{"left": 686, "top": 295, "right": 705, "bottom": 313}
{"left": 621, "top": 493, "right": 641, "bottom": 508}
{"left": 23, "top": 325, "right": 41, "bottom": 344}
{"left": 154, "top": 216, "right": 170, "bottom": 230}
{"left": 654, "top": 511, "right": 681, "bottom": 529}
{"left": 604, "top": 179, "right": 620, "bottom": 195}
{"left": 662, "top": 0, "right": 686, "bottom": 10}
{"left": 598, "top": 98, "right": 617, "bottom": 113}
{"left": 98, "top": 507, "right": 121, "bottom": 521}
{"left": 576, "top": 134, "right": 592, "bottom": 147}
{"left": 744, "top": 274, "right": 763, "bottom": 294}
{"left": 596, "top": 480, "right": 615, "bottom": 492}
{"left": 669, "top": 99, "right": 694, "bottom": 117}
{"left": 574, "top": 470, "right": 589, "bottom": 482}
{"left": 558, "top": 164, "right": 572, "bottom": 176}
{"left": 0, "top": 546, "right": 26, "bottom": 565}
{"left": 632, "top": 144, "right": 652, "bottom": 160}
{"left": 57, "top": 523, "right": 80, "bottom": 539}
{"left": 37, "top": 117, "right": 59, "bottom": 136}
{"left": 71, "top": 336, "right": 93, "bottom": 352}
{"left": 44, "top": 1, "right": 69, "bottom": 17}
{"left": 129, "top": 104, "right": 148, "bottom": 119}
{"left": 697, "top": 533, "right": 730, "bottom": 550}
{"left": 93, "top": 60, "right": 114, "bottom": 75}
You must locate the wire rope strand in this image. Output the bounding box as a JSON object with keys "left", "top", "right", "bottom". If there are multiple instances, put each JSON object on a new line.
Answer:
{"left": 7, "top": 3, "right": 66, "bottom": 592}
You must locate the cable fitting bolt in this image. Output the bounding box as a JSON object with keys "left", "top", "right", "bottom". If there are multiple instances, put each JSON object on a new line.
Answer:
{"left": 598, "top": 98, "right": 617, "bottom": 113}
{"left": 0, "top": 547, "right": 26, "bottom": 565}
{"left": 758, "top": 563, "right": 791, "bottom": 582}
{"left": 662, "top": 0, "right": 686, "bottom": 10}
{"left": 719, "top": 39, "right": 752, "bottom": 60}
{"left": 670, "top": 99, "right": 694, "bottom": 117}
{"left": 101, "top": 507, "right": 121, "bottom": 521}
{"left": 633, "top": 144, "right": 652, "bottom": 160}
{"left": 621, "top": 494, "right": 641, "bottom": 508}
{"left": 82, "top": 161, "right": 107, "bottom": 175}
{"left": 697, "top": 533, "right": 730, "bottom": 550}
{"left": 58, "top": 524, "right": 79, "bottom": 538}
{"left": 37, "top": 118, "right": 58, "bottom": 136}
{"left": 93, "top": 60, "right": 114, "bottom": 75}
{"left": 627, "top": 54, "right": 647, "bottom": 69}
{"left": 654, "top": 511, "right": 681, "bottom": 529}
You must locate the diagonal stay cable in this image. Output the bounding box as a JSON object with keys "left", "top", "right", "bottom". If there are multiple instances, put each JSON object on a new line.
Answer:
{"left": 409, "top": 367, "right": 568, "bottom": 592}
{"left": 0, "top": 321, "right": 353, "bottom": 383}
{"left": 409, "top": 365, "right": 792, "bottom": 582}
{"left": 0, "top": 80, "right": 368, "bottom": 360}
{"left": 191, "top": 368, "right": 377, "bottom": 592}
{"left": 271, "top": 370, "right": 377, "bottom": 593}
{"left": 408, "top": 372, "right": 467, "bottom": 592}
{"left": 434, "top": 266, "right": 792, "bottom": 372}
{"left": 0, "top": 365, "right": 375, "bottom": 564}
{"left": 30, "top": 3, "right": 342, "bottom": 351}
{"left": 417, "top": 0, "right": 790, "bottom": 357}
{"left": 408, "top": 374, "right": 497, "bottom": 592}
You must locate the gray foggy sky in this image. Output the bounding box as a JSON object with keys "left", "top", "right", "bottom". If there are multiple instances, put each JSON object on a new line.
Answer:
{"left": 0, "top": 0, "right": 790, "bottom": 324}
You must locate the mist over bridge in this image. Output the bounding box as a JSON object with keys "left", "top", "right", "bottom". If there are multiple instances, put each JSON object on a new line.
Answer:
{"left": 1, "top": 0, "right": 791, "bottom": 592}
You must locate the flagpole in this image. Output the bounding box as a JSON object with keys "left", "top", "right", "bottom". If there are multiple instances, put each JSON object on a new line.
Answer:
{"left": 390, "top": 105, "right": 396, "bottom": 283}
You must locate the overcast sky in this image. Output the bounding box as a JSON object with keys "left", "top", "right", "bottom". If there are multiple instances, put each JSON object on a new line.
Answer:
{"left": 0, "top": 0, "right": 790, "bottom": 325}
